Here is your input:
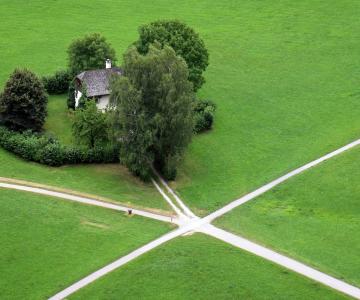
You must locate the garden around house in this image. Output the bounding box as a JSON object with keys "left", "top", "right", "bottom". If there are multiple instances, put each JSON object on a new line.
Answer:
{"left": 1, "top": 1, "right": 360, "bottom": 299}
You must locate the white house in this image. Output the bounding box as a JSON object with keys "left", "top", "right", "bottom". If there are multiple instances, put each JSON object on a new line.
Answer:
{"left": 74, "top": 59, "right": 122, "bottom": 111}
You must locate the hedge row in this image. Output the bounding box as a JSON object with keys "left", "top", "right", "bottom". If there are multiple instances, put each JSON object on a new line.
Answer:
{"left": 42, "top": 70, "right": 71, "bottom": 94}
{"left": 0, "top": 126, "right": 119, "bottom": 166}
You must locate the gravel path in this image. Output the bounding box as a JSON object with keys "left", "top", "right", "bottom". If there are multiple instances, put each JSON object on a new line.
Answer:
{"left": 204, "top": 138, "right": 360, "bottom": 223}
{"left": 200, "top": 224, "right": 360, "bottom": 299}
{"left": 4, "top": 138, "right": 360, "bottom": 299}
{"left": 0, "top": 182, "right": 177, "bottom": 224}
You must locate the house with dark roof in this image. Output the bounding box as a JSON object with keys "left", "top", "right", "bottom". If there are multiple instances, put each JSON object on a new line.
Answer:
{"left": 74, "top": 59, "right": 122, "bottom": 110}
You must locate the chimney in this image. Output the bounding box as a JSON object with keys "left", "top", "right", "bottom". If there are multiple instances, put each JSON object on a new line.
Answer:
{"left": 105, "top": 59, "right": 112, "bottom": 69}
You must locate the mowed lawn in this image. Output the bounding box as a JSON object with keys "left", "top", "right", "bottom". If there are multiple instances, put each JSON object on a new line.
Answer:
{"left": 216, "top": 146, "right": 360, "bottom": 286}
{"left": 71, "top": 234, "right": 347, "bottom": 299}
{"left": 0, "top": 188, "right": 172, "bottom": 299}
{"left": 0, "top": 148, "right": 169, "bottom": 211}
{"left": 0, "top": 88, "right": 169, "bottom": 212}
{"left": 2, "top": 1, "right": 360, "bottom": 214}
{"left": 44, "top": 94, "right": 74, "bottom": 145}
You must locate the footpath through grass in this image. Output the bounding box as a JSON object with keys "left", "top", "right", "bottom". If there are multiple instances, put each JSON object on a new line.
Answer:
{"left": 1, "top": 1, "right": 360, "bottom": 214}
{"left": 0, "top": 188, "right": 172, "bottom": 299}
{"left": 0, "top": 148, "right": 168, "bottom": 211}
{"left": 71, "top": 234, "right": 347, "bottom": 299}
{"left": 216, "top": 146, "right": 360, "bottom": 287}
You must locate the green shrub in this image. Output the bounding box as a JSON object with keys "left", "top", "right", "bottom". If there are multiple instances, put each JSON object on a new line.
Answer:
{"left": 42, "top": 70, "right": 71, "bottom": 94}
{"left": 0, "top": 69, "right": 48, "bottom": 132}
{"left": 67, "top": 81, "right": 76, "bottom": 109}
{"left": 63, "top": 146, "right": 82, "bottom": 164}
{"left": 72, "top": 100, "right": 109, "bottom": 148}
{"left": 0, "top": 126, "right": 119, "bottom": 166}
{"left": 38, "top": 142, "right": 64, "bottom": 166}
{"left": 194, "top": 100, "right": 216, "bottom": 133}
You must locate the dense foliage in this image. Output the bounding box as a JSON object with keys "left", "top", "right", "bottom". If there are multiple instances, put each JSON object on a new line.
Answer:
{"left": 194, "top": 100, "right": 216, "bottom": 133}
{"left": 0, "top": 69, "right": 47, "bottom": 132}
{"left": 67, "top": 81, "right": 76, "bottom": 109}
{"left": 42, "top": 70, "right": 71, "bottom": 94}
{"left": 72, "top": 100, "right": 109, "bottom": 148}
{"left": 111, "top": 45, "right": 194, "bottom": 180}
{"left": 68, "top": 33, "right": 117, "bottom": 76}
{"left": 136, "top": 20, "right": 209, "bottom": 91}
{"left": 0, "top": 126, "right": 118, "bottom": 166}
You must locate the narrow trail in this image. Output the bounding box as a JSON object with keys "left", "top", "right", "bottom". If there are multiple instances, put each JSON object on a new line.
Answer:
{"left": 0, "top": 182, "right": 178, "bottom": 224}
{"left": 200, "top": 224, "right": 360, "bottom": 300}
{"left": 49, "top": 138, "right": 360, "bottom": 299}
{"left": 49, "top": 210, "right": 360, "bottom": 300}
{"left": 48, "top": 223, "right": 195, "bottom": 300}
{"left": 205, "top": 138, "right": 360, "bottom": 223}
{"left": 3, "top": 138, "right": 359, "bottom": 299}
{"left": 152, "top": 168, "right": 197, "bottom": 218}
{"left": 151, "top": 178, "right": 187, "bottom": 220}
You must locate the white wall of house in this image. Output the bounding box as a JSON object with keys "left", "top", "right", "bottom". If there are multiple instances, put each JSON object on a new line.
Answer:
{"left": 75, "top": 90, "right": 82, "bottom": 108}
{"left": 97, "top": 95, "right": 110, "bottom": 111}
{"left": 74, "top": 91, "right": 110, "bottom": 111}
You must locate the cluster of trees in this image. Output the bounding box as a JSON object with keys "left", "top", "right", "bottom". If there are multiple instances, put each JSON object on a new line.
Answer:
{"left": 0, "top": 20, "right": 215, "bottom": 181}
{"left": 68, "top": 20, "right": 213, "bottom": 180}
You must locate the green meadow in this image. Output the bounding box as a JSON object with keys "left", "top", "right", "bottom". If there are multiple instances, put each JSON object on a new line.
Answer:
{"left": 0, "top": 147, "right": 168, "bottom": 211}
{"left": 1, "top": 1, "right": 360, "bottom": 297}
{"left": 1, "top": 0, "right": 360, "bottom": 213}
{"left": 217, "top": 146, "right": 360, "bottom": 286}
{"left": 71, "top": 234, "right": 347, "bottom": 299}
{"left": 0, "top": 188, "right": 171, "bottom": 299}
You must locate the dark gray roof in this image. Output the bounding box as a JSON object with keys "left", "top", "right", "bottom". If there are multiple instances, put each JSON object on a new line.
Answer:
{"left": 76, "top": 67, "right": 122, "bottom": 97}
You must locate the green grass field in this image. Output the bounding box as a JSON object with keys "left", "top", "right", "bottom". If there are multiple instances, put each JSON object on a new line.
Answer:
{"left": 0, "top": 147, "right": 169, "bottom": 211}
{"left": 1, "top": 1, "right": 360, "bottom": 297}
{"left": 216, "top": 146, "right": 360, "bottom": 286}
{"left": 0, "top": 188, "right": 172, "bottom": 299}
{"left": 44, "top": 94, "right": 74, "bottom": 145}
{"left": 71, "top": 234, "right": 347, "bottom": 299}
{"left": 1, "top": 0, "right": 360, "bottom": 214}
{"left": 0, "top": 81, "right": 168, "bottom": 211}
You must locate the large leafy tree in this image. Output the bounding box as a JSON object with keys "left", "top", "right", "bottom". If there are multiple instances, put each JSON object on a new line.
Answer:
{"left": 0, "top": 69, "right": 47, "bottom": 132}
{"left": 68, "top": 33, "right": 117, "bottom": 76}
{"left": 135, "top": 20, "right": 209, "bottom": 91}
{"left": 110, "top": 45, "right": 195, "bottom": 180}
{"left": 72, "top": 100, "right": 109, "bottom": 148}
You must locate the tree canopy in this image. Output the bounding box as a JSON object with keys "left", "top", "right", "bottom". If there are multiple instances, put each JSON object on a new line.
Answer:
{"left": 0, "top": 69, "right": 47, "bottom": 132}
{"left": 72, "top": 100, "right": 109, "bottom": 148}
{"left": 68, "top": 33, "right": 117, "bottom": 76}
{"left": 110, "top": 45, "right": 195, "bottom": 180}
{"left": 135, "top": 20, "right": 209, "bottom": 91}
